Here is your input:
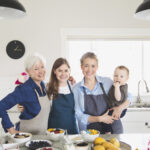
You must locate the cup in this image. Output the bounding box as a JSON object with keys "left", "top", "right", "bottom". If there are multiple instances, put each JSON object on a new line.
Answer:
{"left": 75, "top": 142, "right": 89, "bottom": 150}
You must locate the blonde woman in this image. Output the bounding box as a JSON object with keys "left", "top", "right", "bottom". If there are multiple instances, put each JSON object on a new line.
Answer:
{"left": 73, "top": 52, "right": 132, "bottom": 134}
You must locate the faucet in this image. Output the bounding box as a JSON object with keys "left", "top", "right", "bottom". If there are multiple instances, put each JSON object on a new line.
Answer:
{"left": 137, "top": 79, "right": 150, "bottom": 103}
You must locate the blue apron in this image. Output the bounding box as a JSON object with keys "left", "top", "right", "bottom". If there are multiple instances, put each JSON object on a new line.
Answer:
{"left": 48, "top": 82, "right": 78, "bottom": 134}
{"left": 84, "top": 83, "right": 123, "bottom": 134}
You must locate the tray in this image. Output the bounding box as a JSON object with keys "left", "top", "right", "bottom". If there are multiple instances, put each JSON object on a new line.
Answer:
{"left": 91, "top": 141, "right": 131, "bottom": 150}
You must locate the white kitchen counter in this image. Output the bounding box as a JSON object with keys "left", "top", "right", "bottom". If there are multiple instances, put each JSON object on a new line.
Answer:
{"left": 127, "top": 107, "right": 150, "bottom": 112}
{"left": 1, "top": 134, "right": 148, "bottom": 150}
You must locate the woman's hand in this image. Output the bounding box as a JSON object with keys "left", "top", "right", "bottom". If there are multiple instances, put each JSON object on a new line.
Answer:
{"left": 99, "top": 110, "right": 115, "bottom": 124}
{"left": 7, "top": 127, "right": 20, "bottom": 135}
{"left": 17, "top": 104, "right": 24, "bottom": 112}
{"left": 69, "top": 76, "right": 76, "bottom": 85}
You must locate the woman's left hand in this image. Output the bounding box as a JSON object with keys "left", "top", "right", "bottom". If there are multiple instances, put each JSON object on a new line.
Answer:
{"left": 69, "top": 76, "right": 76, "bottom": 85}
{"left": 111, "top": 106, "right": 123, "bottom": 120}
{"left": 17, "top": 104, "right": 24, "bottom": 112}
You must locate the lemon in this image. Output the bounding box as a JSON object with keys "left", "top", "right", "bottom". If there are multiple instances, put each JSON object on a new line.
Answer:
{"left": 93, "top": 145, "right": 105, "bottom": 150}
{"left": 109, "top": 138, "right": 120, "bottom": 148}
{"left": 102, "top": 141, "right": 120, "bottom": 150}
{"left": 94, "top": 137, "right": 106, "bottom": 145}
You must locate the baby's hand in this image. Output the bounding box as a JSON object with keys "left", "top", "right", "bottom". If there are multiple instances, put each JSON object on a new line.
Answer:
{"left": 113, "top": 81, "right": 120, "bottom": 87}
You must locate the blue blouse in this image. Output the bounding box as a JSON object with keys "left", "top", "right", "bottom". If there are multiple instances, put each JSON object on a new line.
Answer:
{"left": 73, "top": 75, "right": 132, "bottom": 130}
{"left": 0, "top": 77, "right": 46, "bottom": 131}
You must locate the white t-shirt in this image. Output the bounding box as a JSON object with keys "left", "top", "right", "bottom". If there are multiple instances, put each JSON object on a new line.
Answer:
{"left": 58, "top": 85, "right": 71, "bottom": 94}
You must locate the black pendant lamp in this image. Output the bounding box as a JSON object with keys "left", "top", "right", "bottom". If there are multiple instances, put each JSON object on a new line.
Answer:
{"left": 135, "top": 0, "right": 150, "bottom": 20}
{"left": 0, "top": 0, "right": 26, "bottom": 19}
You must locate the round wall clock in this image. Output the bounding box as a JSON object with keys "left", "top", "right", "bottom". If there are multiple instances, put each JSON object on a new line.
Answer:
{"left": 6, "top": 40, "right": 25, "bottom": 59}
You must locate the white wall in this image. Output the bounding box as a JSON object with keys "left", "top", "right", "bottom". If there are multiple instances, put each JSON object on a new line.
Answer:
{"left": 0, "top": 0, "right": 150, "bottom": 78}
{"left": 0, "top": 0, "right": 150, "bottom": 135}
{"left": 0, "top": 0, "right": 149, "bottom": 96}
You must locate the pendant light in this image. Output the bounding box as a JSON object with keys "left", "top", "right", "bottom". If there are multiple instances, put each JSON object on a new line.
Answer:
{"left": 0, "top": 0, "right": 26, "bottom": 19}
{"left": 135, "top": 0, "right": 150, "bottom": 20}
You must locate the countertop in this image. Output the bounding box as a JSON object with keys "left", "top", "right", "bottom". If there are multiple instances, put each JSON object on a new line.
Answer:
{"left": 127, "top": 107, "right": 150, "bottom": 112}
{"left": 1, "top": 134, "right": 149, "bottom": 150}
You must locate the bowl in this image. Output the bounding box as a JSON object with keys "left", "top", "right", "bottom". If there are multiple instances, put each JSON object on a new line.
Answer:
{"left": 46, "top": 128, "right": 65, "bottom": 141}
{"left": 81, "top": 129, "right": 100, "bottom": 142}
{"left": 11, "top": 132, "right": 32, "bottom": 144}
{"left": 26, "top": 140, "right": 52, "bottom": 150}
{"left": 0, "top": 143, "right": 19, "bottom": 150}
{"left": 75, "top": 142, "right": 89, "bottom": 150}
{"left": 36, "top": 147, "right": 53, "bottom": 150}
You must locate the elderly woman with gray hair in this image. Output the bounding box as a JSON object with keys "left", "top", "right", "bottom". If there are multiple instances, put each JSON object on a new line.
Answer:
{"left": 0, "top": 53, "right": 51, "bottom": 135}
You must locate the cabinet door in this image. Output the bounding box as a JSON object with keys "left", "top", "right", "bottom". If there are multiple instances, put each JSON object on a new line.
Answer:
{"left": 122, "top": 110, "right": 150, "bottom": 133}
{"left": 123, "top": 122, "right": 150, "bottom": 133}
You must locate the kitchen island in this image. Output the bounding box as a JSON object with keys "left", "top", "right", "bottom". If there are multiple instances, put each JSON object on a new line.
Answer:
{"left": 1, "top": 134, "right": 149, "bottom": 150}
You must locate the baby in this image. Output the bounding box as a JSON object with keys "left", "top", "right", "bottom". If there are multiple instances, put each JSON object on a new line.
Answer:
{"left": 108, "top": 65, "right": 129, "bottom": 116}
{"left": 103, "top": 65, "right": 129, "bottom": 133}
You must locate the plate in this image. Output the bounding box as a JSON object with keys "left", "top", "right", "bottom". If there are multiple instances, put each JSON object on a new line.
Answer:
{"left": 91, "top": 141, "right": 131, "bottom": 150}
{"left": 68, "top": 135, "right": 84, "bottom": 144}
{"left": 25, "top": 140, "right": 52, "bottom": 150}
{"left": 0, "top": 143, "right": 19, "bottom": 150}
{"left": 36, "top": 147, "right": 60, "bottom": 150}
{"left": 120, "top": 141, "right": 131, "bottom": 150}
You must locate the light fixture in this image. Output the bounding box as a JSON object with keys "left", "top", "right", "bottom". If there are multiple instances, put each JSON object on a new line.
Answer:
{"left": 0, "top": 0, "right": 26, "bottom": 19}
{"left": 135, "top": 0, "right": 150, "bottom": 20}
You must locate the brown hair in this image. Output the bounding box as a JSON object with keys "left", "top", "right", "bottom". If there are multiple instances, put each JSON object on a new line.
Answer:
{"left": 115, "top": 65, "right": 129, "bottom": 76}
{"left": 80, "top": 52, "right": 98, "bottom": 65}
{"left": 47, "top": 58, "right": 70, "bottom": 100}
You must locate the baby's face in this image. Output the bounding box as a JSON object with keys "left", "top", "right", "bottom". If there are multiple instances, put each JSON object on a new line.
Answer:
{"left": 113, "top": 68, "right": 129, "bottom": 85}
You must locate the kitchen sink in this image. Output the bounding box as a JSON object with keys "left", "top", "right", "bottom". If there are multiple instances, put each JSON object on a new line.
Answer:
{"left": 129, "top": 102, "right": 150, "bottom": 108}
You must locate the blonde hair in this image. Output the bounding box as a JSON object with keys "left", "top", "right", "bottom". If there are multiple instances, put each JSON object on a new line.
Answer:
{"left": 24, "top": 53, "right": 46, "bottom": 70}
{"left": 80, "top": 52, "right": 98, "bottom": 65}
{"left": 115, "top": 65, "right": 129, "bottom": 76}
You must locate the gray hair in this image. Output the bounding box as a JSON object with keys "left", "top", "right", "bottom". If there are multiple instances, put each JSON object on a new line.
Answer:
{"left": 24, "top": 53, "right": 46, "bottom": 70}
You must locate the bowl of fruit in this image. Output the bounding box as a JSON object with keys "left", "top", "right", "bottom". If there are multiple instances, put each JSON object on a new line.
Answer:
{"left": 25, "top": 140, "right": 52, "bottom": 150}
{"left": 11, "top": 132, "right": 32, "bottom": 144}
{"left": 81, "top": 129, "right": 100, "bottom": 142}
{"left": 46, "top": 128, "right": 65, "bottom": 141}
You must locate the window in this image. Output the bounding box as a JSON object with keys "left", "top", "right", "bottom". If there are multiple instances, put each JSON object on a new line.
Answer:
{"left": 68, "top": 40, "right": 150, "bottom": 96}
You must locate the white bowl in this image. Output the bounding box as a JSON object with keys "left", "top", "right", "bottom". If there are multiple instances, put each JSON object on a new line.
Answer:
{"left": 25, "top": 140, "right": 52, "bottom": 149}
{"left": 0, "top": 143, "right": 19, "bottom": 150}
{"left": 81, "top": 130, "right": 100, "bottom": 142}
{"left": 11, "top": 132, "right": 32, "bottom": 144}
{"left": 75, "top": 142, "right": 89, "bottom": 150}
{"left": 46, "top": 128, "right": 65, "bottom": 141}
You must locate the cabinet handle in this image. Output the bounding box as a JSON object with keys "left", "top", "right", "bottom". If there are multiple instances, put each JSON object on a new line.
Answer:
{"left": 145, "top": 122, "right": 150, "bottom": 128}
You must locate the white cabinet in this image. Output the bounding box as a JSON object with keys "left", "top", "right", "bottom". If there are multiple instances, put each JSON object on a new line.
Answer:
{"left": 122, "top": 109, "right": 150, "bottom": 133}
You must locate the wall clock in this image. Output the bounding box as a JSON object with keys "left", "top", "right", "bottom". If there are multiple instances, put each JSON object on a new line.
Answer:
{"left": 6, "top": 40, "right": 25, "bottom": 59}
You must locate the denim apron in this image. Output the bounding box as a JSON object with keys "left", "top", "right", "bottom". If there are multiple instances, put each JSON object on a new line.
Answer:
{"left": 48, "top": 82, "right": 78, "bottom": 134}
{"left": 84, "top": 83, "right": 123, "bottom": 134}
